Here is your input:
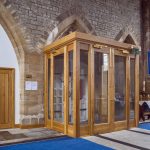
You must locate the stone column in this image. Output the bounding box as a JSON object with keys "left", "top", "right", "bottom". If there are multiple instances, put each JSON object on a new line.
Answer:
{"left": 141, "top": 0, "right": 150, "bottom": 92}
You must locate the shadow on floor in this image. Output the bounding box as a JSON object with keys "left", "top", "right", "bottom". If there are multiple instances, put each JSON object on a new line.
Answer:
{"left": 0, "top": 128, "right": 64, "bottom": 146}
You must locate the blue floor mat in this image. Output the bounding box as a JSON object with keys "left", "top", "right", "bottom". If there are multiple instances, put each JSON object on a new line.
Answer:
{"left": 139, "top": 122, "right": 150, "bottom": 130}
{"left": 0, "top": 137, "right": 113, "bottom": 150}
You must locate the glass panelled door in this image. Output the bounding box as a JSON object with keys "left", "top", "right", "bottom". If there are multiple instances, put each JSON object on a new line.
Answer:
{"left": 80, "top": 50, "right": 89, "bottom": 125}
{"left": 130, "top": 58, "right": 135, "bottom": 120}
{"left": 94, "top": 51, "right": 109, "bottom": 124}
{"left": 114, "top": 55, "right": 126, "bottom": 121}
{"left": 46, "top": 56, "right": 51, "bottom": 128}
{"left": 48, "top": 59, "right": 51, "bottom": 120}
{"left": 68, "top": 51, "right": 73, "bottom": 124}
{"left": 53, "top": 54, "right": 64, "bottom": 123}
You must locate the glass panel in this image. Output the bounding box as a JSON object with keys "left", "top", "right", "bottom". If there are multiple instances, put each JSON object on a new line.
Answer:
{"left": 80, "top": 50, "right": 88, "bottom": 124}
{"left": 54, "top": 54, "right": 64, "bottom": 123}
{"left": 115, "top": 56, "right": 126, "bottom": 121}
{"left": 94, "top": 52, "right": 108, "bottom": 124}
{"left": 69, "top": 51, "right": 73, "bottom": 124}
{"left": 130, "top": 58, "right": 135, "bottom": 119}
{"left": 48, "top": 59, "right": 51, "bottom": 119}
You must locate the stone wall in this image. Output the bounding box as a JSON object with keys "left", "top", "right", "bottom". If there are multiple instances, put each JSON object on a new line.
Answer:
{"left": 21, "top": 52, "right": 44, "bottom": 124}
{"left": 0, "top": 0, "right": 142, "bottom": 125}
{"left": 3, "top": 0, "right": 141, "bottom": 51}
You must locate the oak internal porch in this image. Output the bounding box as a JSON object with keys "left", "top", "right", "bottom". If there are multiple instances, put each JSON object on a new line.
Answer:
{"left": 44, "top": 32, "right": 139, "bottom": 137}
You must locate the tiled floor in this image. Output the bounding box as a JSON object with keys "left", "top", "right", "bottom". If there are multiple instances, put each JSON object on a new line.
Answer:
{"left": 84, "top": 127, "right": 150, "bottom": 150}
{"left": 0, "top": 128, "right": 64, "bottom": 146}
{"left": 1, "top": 126, "right": 150, "bottom": 150}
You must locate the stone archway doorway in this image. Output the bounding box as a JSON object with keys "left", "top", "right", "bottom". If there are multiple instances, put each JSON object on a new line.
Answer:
{"left": 0, "top": 1, "right": 25, "bottom": 127}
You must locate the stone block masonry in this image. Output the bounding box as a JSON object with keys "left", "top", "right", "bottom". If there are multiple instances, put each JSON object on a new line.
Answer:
{"left": 4, "top": 0, "right": 141, "bottom": 52}
{"left": 0, "top": 0, "right": 142, "bottom": 125}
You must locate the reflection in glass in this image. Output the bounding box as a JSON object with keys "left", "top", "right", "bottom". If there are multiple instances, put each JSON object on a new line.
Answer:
{"left": 115, "top": 56, "right": 126, "bottom": 121}
{"left": 69, "top": 51, "right": 73, "bottom": 124}
{"left": 54, "top": 54, "right": 64, "bottom": 122}
{"left": 80, "top": 50, "right": 88, "bottom": 124}
{"left": 130, "top": 58, "right": 135, "bottom": 119}
{"left": 94, "top": 52, "right": 108, "bottom": 124}
{"left": 48, "top": 59, "right": 51, "bottom": 119}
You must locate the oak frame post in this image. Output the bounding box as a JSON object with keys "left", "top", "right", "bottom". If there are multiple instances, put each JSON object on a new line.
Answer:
{"left": 64, "top": 46, "right": 69, "bottom": 134}
{"left": 135, "top": 54, "right": 139, "bottom": 126}
{"left": 73, "top": 40, "right": 80, "bottom": 137}
{"left": 90, "top": 46, "right": 94, "bottom": 135}
{"left": 126, "top": 56, "right": 130, "bottom": 128}
{"left": 44, "top": 54, "right": 48, "bottom": 127}
{"left": 50, "top": 55, "right": 54, "bottom": 128}
{"left": 109, "top": 48, "right": 115, "bottom": 129}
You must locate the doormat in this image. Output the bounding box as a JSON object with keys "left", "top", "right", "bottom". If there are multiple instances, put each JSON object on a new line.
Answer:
{"left": 0, "top": 136, "right": 113, "bottom": 150}
{"left": 139, "top": 123, "right": 150, "bottom": 130}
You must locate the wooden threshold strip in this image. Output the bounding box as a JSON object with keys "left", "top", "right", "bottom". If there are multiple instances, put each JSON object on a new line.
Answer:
{"left": 96, "top": 135, "right": 149, "bottom": 150}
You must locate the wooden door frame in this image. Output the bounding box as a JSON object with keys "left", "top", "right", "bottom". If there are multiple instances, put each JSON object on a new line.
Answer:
{"left": 44, "top": 54, "right": 52, "bottom": 128}
{"left": 113, "top": 51, "right": 129, "bottom": 131}
{"left": 91, "top": 47, "right": 111, "bottom": 134}
{"left": 77, "top": 42, "right": 91, "bottom": 136}
{"left": 51, "top": 49, "right": 65, "bottom": 133}
{"left": 64, "top": 44, "right": 74, "bottom": 136}
{"left": 126, "top": 54, "right": 139, "bottom": 128}
{"left": 73, "top": 40, "right": 80, "bottom": 137}
{"left": 0, "top": 67, "right": 15, "bottom": 128}
{"left": 64, "top": 44, "right": 74, "bottom": 135}
{"left": 44, "top": 45, "right": 74, "bottom": 135}
{"left": 128, "top": 55, "right": 135, "bottom": 127}
{"left": 135, "top": 54, "right": 139, "bottom": 126}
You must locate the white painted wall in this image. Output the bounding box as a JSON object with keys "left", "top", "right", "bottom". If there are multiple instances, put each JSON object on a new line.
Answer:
{"left": 0, "top": 25, "right": 20, "bottom": 124}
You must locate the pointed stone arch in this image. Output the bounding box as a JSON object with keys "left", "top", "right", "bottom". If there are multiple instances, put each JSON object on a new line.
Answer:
{"left": 46, "top": 15, "right": 96, "bottom": 45}
{"left": 115, "top": 26, "right": 138, "bottom": 46}
{"left": 0, "top": 1, "right": 25, "bottom": 123}
{"left": 124, "top": 34, "right": 136, "bottom": 45}
{"left": 0, "top": 2, "right": 25, "bottom": 64}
